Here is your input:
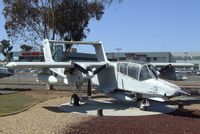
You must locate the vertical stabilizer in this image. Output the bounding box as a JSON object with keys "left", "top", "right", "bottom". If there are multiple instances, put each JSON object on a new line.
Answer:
{"left": 42, "top": 39, "right": 68, "bottom": 83}
{"left": 95, "top": 41, "right": 108, "bottom": 62}
{"left": 42, "top": 39, "right": 54, "bottom": 62}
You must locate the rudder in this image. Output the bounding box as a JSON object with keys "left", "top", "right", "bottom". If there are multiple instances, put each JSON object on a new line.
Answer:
{"left": 42, "top": 39, "right": 54, "bottom": 62}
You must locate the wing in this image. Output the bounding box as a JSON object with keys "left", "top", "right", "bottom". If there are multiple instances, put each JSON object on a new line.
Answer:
{"left": 6, "top": 61, "right": 72, "bottom": 68}
{"left": 6, "top": 61, "right": 109, "bottom": 69}
{"left": 152, "top": 62, "right": 194, "bottom": 67}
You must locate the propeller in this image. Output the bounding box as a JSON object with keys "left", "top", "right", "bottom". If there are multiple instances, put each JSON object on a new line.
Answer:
{"left": 73, "top": 63, "right": 108, "bottom": 96}
{"left": 73, "top": 63, "right": 108, "bottom": 76}
{"left": 73, "top": 63, "right": 88, "bottom": 74}
{"left": 93, "top": 64, "right": 107, "bottom": 75}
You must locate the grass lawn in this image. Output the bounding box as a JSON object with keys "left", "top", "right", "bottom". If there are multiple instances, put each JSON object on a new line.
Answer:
{"left": 0, "top": 93, "right": 37, "bottom": 116}
{"left": 0, "top": 90, "right": 70, "bottom": 116}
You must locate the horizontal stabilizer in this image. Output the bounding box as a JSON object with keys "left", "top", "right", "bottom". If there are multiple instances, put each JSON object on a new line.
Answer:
{"left": 48, "top": 39, "right": 108, "bottom": 62}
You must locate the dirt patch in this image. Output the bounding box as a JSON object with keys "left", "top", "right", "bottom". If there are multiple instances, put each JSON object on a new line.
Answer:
{"left": 0, "top": 96, "right": 91, "bottom": 134}
{"left": 66, "top": 109, "right": 200, "bottom": 134}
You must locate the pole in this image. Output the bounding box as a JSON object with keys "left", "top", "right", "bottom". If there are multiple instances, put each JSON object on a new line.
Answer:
{"left": 116, "top": 48, "right": 122, "bottom": 61}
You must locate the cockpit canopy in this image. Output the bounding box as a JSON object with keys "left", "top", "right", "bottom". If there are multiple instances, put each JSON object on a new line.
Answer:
{"left": 117, "top": 62, "right": 158, "bottom": 81}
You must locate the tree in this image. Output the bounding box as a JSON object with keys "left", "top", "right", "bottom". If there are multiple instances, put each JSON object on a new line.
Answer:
{"left": 3, "top": 0, "right": 107, "bottom": 45}
{"left": 0, "top": 39, "right": 13, "bottom": 62}
{"left": 51, "top": 0, "right": 105, "bottom": 60}
{"left": 20, "top": 44, "right": 33, "bottom": 51}
{"left": 3, "top": 0, "right": 109, "bottom": 61}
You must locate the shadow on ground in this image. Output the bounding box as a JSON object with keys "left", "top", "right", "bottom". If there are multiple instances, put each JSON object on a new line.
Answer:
{"left": 43, "top": 98, "right": 177, "bottom": 116}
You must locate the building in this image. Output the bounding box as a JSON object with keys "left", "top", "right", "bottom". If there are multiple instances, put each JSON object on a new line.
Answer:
{"left": 12, "top": 50, "right": 200, "bottom": 69}
{"left": 106, "top": 52, "right": 147, "bottom": 62}
{"left": 171, "top": 52, "right": 200, "bottom": 66}
{"left": 106, "top": 52, "right": 172, "bottom": 63}
{"left": 13, "top": 51, "right": 97, "bottom": 62}
{"left": 13, "top": 51, "right": 44, "bottom": 61}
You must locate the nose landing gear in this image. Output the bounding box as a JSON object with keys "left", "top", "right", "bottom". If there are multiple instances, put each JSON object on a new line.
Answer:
{"left": 138, "top": 99, "right": 150, "bottom": 111}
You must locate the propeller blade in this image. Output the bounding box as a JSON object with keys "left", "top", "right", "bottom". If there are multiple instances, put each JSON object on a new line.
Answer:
{"left": 87, "top": 79, "right": 92, "bottom": 96}
{"left": 73, "top": 63, "right": 88, "bottom": 74}
{"left": 93, "top": 64, "right": 107, "bottom": 75}
{"left": 8, "top": 46, "right": 13, "bottom": 51}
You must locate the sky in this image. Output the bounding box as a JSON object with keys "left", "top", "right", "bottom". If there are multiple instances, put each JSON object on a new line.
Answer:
{"left": 1, "top": 0, "right": 200, "bottom": 53}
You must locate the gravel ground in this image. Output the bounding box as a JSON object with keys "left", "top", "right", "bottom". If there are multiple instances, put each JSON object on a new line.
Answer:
{"left": 1, "top": 90, "right": 200, "bottom": 134}
{"left": 0, "top": 97, "right": 91, "bottom": 134}
{"left": 66, "top": 109, "right": 200, "bottom": 134}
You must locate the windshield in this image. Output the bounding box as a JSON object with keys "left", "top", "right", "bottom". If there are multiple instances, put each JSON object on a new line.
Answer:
{"left": 148, "top": 64, "right": 159, "bottom": 79}
{"left": 139, "top": 64, "right": 159, "bottom": 81}
{"left": 139, "top": 65, "right": 153, "bottom": 81}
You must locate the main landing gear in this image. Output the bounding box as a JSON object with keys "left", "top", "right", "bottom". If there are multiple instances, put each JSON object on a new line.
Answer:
{"left": 138, "top": 99, "right": 150, "bottom": 111}
{"left": 70, "top": 82, "right": 83, "bottom": 106}
{"left": 70, "top": 93, "right": 88, "bottom": 106}
{"left": 70, "top": 94, "right": 80, "bottom": 106}
{"left": 70, "top": 81, "right": 92, "bottom": 106}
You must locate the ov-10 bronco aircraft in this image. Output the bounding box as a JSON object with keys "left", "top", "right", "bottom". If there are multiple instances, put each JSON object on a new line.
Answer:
{"left": 6, "top": 39, "right": 188, "bottom": 110}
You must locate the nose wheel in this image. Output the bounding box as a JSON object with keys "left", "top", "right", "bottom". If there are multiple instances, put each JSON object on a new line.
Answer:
{"left": 138, "top": 99, "right": 150, "bottom": 111}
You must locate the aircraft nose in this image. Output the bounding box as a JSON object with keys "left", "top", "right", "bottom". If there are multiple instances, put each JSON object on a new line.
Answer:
{"left": 157, "top": 79, "right": 181, "bottom": 97}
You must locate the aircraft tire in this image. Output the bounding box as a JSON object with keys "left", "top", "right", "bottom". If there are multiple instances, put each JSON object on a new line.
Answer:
{"left": 70, "top": 94, "right": 80, "bottom": 106}
{"left": 139, "top": 105, "right": 148, "bottom": 111}
{"left": 138, "top": 99, "right": 149, "bottom": 111}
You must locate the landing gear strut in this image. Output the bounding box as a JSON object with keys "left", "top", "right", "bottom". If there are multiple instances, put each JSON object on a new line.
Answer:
{"left": 138, "top": 99, "right": 150, "bottom": 111}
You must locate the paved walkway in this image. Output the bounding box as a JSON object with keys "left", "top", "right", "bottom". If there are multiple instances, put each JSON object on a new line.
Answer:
{"left": 59, "top": 98, "right": 176, "bottom": 116}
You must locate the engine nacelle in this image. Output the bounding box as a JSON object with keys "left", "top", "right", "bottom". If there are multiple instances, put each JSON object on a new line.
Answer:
{"left": 36, "top": 74, "right": 58, "bottom": 84}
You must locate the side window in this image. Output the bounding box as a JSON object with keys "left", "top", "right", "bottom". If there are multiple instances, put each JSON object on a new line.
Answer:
{"left": 120, "top": 63, "right": 128, "bottom": 75}
{"left": 128, "top": 65, "right": 139, "bottom": 79}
